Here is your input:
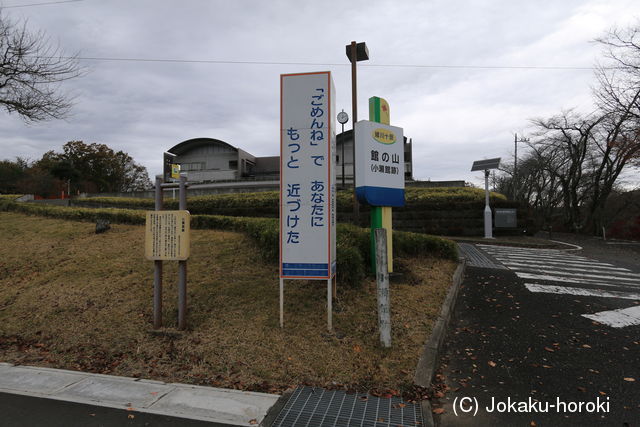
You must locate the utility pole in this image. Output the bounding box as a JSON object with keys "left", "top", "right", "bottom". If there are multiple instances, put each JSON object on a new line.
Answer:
{"left": 513, "top": 133, "right": 529, "bottom": 200}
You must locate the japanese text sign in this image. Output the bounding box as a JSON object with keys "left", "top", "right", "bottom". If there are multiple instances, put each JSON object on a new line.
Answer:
{"left": 145, "top": 210, "right": 190, "bottom": 261}
{"left": 280, "top": 72, "right": 336, "bottom": 279}
{"left": 355, "top": 120, "right": 405, "bottom": 207}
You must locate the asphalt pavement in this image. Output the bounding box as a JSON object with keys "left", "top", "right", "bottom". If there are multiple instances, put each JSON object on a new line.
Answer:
{"left": 433, "top": 241, "right": 640, "bottom": 426}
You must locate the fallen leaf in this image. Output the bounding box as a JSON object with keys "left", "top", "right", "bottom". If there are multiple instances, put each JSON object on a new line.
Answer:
{"left": 488, "top": 361, "right": 497, "bottom": 368}
{"left": 599, "top": 391, "right": 607, "bottom": 396}
{"left": 530, "top": 421, "right": 537, "bottom": 427}
{"left": 378, "top": 418, "right": 385, "bottom": 422}
{"left": 353, "top": 345, "right": 362, "bottom": 353}
{"left": 127, "top": 414, "right": 135, "bottom": 419}
{"left": 432, "top": 407, "right": 445, "bottom": 414}
{"left": 544, "top": 347, "right": 555, "bottom": 353}
{"left": 624, "top": 377, "right": 635, "bottom": 382}
{"left": 249, "top": 419, "right": 258, "bottom": 425}
{"left": 577, "top": 387, "right": 586, "bottom": 392}
{"left": 582, "top": 344, "right": 591, "bottom": 349}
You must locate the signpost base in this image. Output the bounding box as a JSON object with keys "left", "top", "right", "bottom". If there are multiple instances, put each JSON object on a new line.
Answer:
{"left": 370, "top": 207, "right": 394, "bottom": 273}
{"left": 279, "top": 276, "right": 334, "bottom": 332}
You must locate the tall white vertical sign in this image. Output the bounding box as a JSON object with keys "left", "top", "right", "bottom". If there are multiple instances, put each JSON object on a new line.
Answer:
{"left": 280, "top": 72, "right": 336, "bottom": 279}
{"left": 280, "top": 71, "right": 336, "bottom": 330}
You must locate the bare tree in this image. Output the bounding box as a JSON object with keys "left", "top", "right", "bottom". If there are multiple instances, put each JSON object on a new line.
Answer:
{"left": 0, "top": 10, "right": 82, "bottom": 122}
{"left": 528, "top": 111, "right": 604, "bottom": 231}
{"left": 586, "top": 25, "right": 640, "bottom": 231}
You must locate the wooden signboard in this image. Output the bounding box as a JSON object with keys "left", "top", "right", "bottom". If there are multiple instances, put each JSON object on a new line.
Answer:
{"left": 145, "top": 210, "right": 190, "bottom": 261}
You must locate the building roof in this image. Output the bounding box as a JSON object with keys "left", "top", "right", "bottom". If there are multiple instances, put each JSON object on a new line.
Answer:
{"left": 167, "top": 138, "right": 238, "bottom": 156}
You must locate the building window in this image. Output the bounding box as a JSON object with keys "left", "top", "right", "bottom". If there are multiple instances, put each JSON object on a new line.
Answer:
{"left": 229, "top": 160, "right": 238, "bottom": 169}
{"left": 182, "top": 162, "right": 204, "bottom": 171}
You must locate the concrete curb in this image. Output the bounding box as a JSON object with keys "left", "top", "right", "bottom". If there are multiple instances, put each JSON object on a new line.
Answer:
{"left": 414, "top": 256, "right": 467, "bottom": 426}
{"left": 0, "top": 363, "right": 279, "bottom": 426}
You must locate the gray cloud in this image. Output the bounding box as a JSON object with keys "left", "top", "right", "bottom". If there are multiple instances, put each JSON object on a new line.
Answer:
{"left": 1, "top": 0, "right": 638, "bottom": 188}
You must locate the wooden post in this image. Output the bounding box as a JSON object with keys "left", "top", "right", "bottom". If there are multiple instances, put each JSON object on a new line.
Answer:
{"left": 375, "top": 229, "right": 391, "bottom": 347}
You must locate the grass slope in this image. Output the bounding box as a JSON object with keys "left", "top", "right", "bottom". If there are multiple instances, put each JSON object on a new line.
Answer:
{"left": 0, "top": 212, "right": 456, "bottom": 395}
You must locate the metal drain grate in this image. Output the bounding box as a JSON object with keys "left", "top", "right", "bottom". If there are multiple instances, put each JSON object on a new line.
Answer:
{"left": 458, "top": 243, "right": 506, "bottom": 269}
{"left": 271, "top": 386, "right": 423, "bottom": 427}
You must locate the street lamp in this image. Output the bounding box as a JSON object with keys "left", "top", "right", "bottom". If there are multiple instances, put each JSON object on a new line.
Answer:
{"left": 471, "top": 158, "right": 501, "bottom": 239}
{"left": 346, "top": 41, "right": 369, "bottom": 224}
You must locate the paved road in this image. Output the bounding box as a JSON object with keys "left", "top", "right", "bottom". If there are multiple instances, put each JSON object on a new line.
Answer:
{"left": 433, "top": 243, "right": 640, "bottom": 426}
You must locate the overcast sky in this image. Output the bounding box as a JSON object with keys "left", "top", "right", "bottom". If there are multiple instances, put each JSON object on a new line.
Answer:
{"left": 1, "top": 0, "right": 639, "bottom": 188}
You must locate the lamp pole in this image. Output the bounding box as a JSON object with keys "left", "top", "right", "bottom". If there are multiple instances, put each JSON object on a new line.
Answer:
{"left": 337, "top": 110, "right": 349, "bottom": 189}
{"left": 346, "top": 41, "right": 369, "bottom": 224}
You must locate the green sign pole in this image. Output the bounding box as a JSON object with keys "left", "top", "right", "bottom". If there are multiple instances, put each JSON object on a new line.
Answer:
{"left": 369, "top": 96, "right": 393, "bottom": 273}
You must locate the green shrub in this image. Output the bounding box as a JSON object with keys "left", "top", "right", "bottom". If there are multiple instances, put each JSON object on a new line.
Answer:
{"left": 393, "top": 230, "right": 458, "bottom": 260}
{"left": 0, "top": 200, "right": 457, "bottom": 288}
{"left": 77, "top": 187, "right": 509, "bottom": 215}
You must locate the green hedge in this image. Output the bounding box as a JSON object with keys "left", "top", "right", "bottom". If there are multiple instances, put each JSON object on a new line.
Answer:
{"left": 0, "top": 194, "right": 23, "bottom": 201}
{"left": 0, "top": 200, "right": 457, "bottom": 288}
{"left": 76, "top": 187, "right": 507, "bottom": 215}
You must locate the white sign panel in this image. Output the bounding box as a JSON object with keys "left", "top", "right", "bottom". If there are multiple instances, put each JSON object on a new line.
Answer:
{"left": 355, "top": 120, "right": 405, "bottom": 207}
{"left": 280, "top": 72, "right": 336, "bottom": 279}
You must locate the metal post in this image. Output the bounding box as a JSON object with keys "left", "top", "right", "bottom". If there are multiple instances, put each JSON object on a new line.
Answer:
{"left": 327, "top": 278, "right": 333, "bottom": 332}
{"left": 484, "top": 169, "right": 493, "bottom": 239}
{"left": 279, "top": 278, "right": 284, "bottom": 328}
{"left": 375, "top": 229, "right": 391, "bottom": 347}
{"left": 153, "top": 175, "right": 163, "bottom": 328}
{"left": 178, "top": 174, "right": 187, "bottom": 330}
{"left": 341, "top": 122, "right": 345, "bottom": 189}
{"left": 350, "top": 41, "right": 359, "bottom": 224}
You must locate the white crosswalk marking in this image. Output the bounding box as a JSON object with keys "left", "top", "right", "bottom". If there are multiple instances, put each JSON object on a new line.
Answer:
{"left": 514, "top": 272, "right": 635, "bottom": 289}
{"left": 582, "top": 306, "right": 640, "bottom": 328}
{"left": 514, "top": 269, "right": 640, "bottom": 285}
{"left": 477, "top": 244, "right": 640, "bottom": 328}
{"left": 525, "top": 283, "right": 640, "bottom": 300}
{"left": 499, "top": 261, "right": 638, "bottom": 276}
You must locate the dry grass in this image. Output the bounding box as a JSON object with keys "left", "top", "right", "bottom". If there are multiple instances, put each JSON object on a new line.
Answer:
{"left": 0, "top": 212, "right": 456, "bottom": 394}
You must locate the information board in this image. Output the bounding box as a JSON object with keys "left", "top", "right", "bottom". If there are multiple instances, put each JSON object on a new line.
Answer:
{"left": 355, "top": 120, "right": 405, "bottom": 207}
{"left": 145, "top": 210, "right": 190, "bottom": 261}
{"left": 280, "top": 72, "right": 336, "bottom": 279}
